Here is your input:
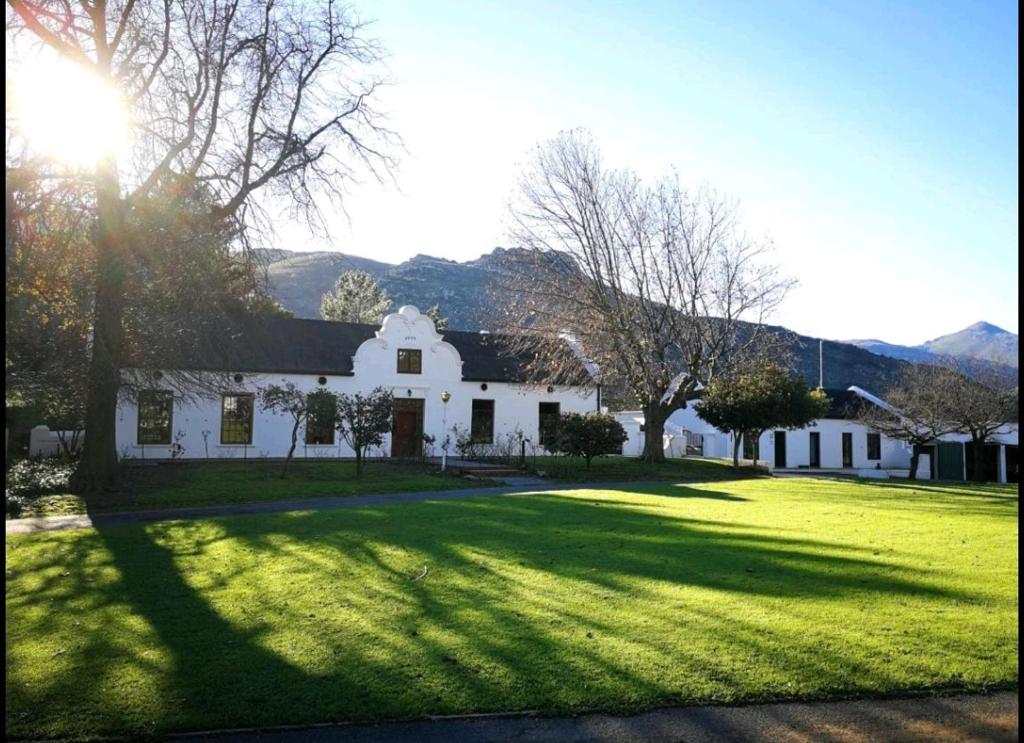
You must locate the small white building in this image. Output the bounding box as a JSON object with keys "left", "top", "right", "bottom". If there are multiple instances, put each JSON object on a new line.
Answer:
{"left": 614, "top": 386, "right": 1019, "bottom": 483}
{"left": 115, "top": 305, "right": 598, "bottom": 460}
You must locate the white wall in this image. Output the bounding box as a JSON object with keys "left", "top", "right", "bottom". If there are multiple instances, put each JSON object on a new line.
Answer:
{"left": 751, "top": 420, "right": 912, "bottom": 470}
{"left": 115, "top": 306, "right": 597, "bottom": 460}
{"left": 612, "top": 412, "right": 645, "bottom": 456}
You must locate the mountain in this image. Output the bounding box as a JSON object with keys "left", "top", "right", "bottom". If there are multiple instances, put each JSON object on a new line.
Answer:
{"left": 921, "top": 322, "right": 1018, "bottom": 366}
{"left": 847, "top": 322, "right": 1018, "bottom": 369}
{"left": 264, "top": 248, "right": 911, "bottom": 394}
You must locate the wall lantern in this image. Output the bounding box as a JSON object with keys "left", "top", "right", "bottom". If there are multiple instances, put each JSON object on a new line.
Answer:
{"left": 440, "top": 391, "right": 451, "bottom": 471}
{"left": 318, "top": 376, "right": 328, "bottom": 385}
{"left": 480, "top": 383, "right": 488, "bottom": 391}
{"left": 407, "top": 389, "right": 413, "bottom": 397}
{"left": 234, "top": 373, "right": 244, "bottom": 384}
{"left": 547, "top": 385, "right": 554, "bottom": 394}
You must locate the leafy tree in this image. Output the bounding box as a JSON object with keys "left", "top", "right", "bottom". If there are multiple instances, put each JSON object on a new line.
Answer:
{"left": 498, "top": 130, "right": 793, "bottom": 463}
{"left": 336, "top": 387, "right": 393, "bottom": 476}
{"left": 856, "top": 364, "right": 959, "bottom": 480}
{"left": 248, "top": 296, "right": 294, "bottom": 319}
{"left": 696, "top": 363, "right": 829, "bottom": 469}
{"left": 552, "top": 413, "right": 627, "bottom": 467}
{"left": 7, "top": 1, "right": 397, "bottom": 489}
{"left": 320, "top": 270, "right": 393, "bottom": 324}
{"left": 257, "top": 384, "right": 336, "bottom": 476}
{"left": 425, "top": 304, "right": 449, "bottom": 332}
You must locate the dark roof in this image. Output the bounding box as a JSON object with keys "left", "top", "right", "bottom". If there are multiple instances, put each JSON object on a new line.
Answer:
{"left": 821, "top": 388, "right": 865, "bottom": 420}
{"left": 136, "top": 316, "right": 589, "bottom": 384}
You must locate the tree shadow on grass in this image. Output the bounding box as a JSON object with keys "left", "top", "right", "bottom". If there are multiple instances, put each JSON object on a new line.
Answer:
{"left": 5, "top": 489, "right": 1002, "bottom": 739}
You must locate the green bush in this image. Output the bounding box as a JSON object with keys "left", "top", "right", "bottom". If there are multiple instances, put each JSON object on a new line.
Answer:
{"left": 551, "top": 413, "right": 628, "bottom": 467}
{"left": 5, "top": 458, "right": 76, "bottom": 517}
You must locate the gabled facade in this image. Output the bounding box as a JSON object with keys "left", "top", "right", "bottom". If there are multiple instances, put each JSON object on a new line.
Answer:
{"left": 115, "top": 305, "right": 598, "bottom": 461}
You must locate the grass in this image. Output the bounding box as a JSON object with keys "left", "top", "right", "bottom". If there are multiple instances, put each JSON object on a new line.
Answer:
{"left": 5, "top": 477, "right": 1018, "bottom": 739}
{"left": 529, "top": 454, "right": 749, "bottom": 482}
{"left": 10, "top": 460, "right": 483, "bottom": 518}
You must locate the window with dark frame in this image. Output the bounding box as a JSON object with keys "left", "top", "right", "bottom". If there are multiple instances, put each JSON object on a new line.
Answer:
{"left": 305, "top": 393, "right": 337, "bottom": 445}
{"left": 397, "top": 348, "right": 422, "bottom": 374}
{"left": 539, "top": 402, "right": 560, "bottom": 448}
{"left": 471, "top": 399, "right": 495, "bottom": 444}
{"left": 221, "top": 394, "right": 255, "bottom": 445}
{"left": 137, "top": 390, "right": 173, "bottom": 445}
{"left": 866, "top": 432, "right": 881, "bottom": 460}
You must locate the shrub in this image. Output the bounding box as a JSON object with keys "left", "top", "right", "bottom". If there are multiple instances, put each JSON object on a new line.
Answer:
{"left": 5, "top": 458, "right": 77, "bottom": 516}
{"left": 551, "top": 413, "right": 627, "bottom": 467}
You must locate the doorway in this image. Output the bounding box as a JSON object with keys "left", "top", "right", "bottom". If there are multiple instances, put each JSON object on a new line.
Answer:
{"left": 937, "top": 442, "right": 965, "bottom": 481}
{"left": 809, "top": 432, "right": 821, "bottom": 468}
{"left": 391, "top": 398, "right": 424, "bottom": 458}
{"left": 841, "top": 432, "right": 853, "bottom": 468}
{"left": 774, "top": 431, "right": 787, "bottom": 468}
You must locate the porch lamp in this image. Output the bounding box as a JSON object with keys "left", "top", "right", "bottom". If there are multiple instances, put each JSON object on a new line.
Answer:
{"left": 440, "top": 391, "right": 451, "bottom": 472}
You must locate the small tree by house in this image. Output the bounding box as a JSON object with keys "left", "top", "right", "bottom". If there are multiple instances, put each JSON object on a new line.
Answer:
{"left": 425, "top": 304, "right": 449, "bottom": 332}
{"left": 696, "top": 363, "right": 830, "bottom": 469}
{"left": 856, "top": 364, "right": 959, "bottom": 480}
{"left": 257, "top": 384, "right": 337, "bottom": 476}
{"left": 552, "top": 412, "right": 628, "bottom": 467}
{"left": 320, "top": 271, "right": 393, "bottom": 324}
{"left": 336, "top": 387, "right": 394, "bottom": 476}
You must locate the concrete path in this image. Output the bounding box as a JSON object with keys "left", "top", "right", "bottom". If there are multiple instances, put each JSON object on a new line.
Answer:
{"left": 173, "top": 692, "right": 1017, "bottom": 742}
{"left": 5, "top": 479, "right": 662, "bottom": 535}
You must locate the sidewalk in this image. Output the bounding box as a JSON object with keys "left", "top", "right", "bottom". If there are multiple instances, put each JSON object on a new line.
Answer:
{"left": 6, "top": 479, "right": 667, "bottom": 535}
{"left": 174, "top": 691, "right": 1018, "bottom": 742}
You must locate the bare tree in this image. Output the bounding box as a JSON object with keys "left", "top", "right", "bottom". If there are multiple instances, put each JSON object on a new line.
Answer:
{"left": 940, "top": 358, "right": 1017, "bottom": 482}
{"left": 497, "top": 130, "right": 793, "bottom": 461}
{"left": 7, "top": 0, "right": 398, "bottom": 489}
{"left": 857, "top": 364, "right": 960, "bottom": 480}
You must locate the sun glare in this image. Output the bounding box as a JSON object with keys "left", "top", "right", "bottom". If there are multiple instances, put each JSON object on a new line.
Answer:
{"left": 10, "top": 56, "right": 129, "bottom": 168}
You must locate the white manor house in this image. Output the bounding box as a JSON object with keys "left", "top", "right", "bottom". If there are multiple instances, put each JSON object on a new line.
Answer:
{"left": 86, "top": 302, "right": 1017, "bottom": 484}
{"left": 114, "top": 305, "right": 598, "bottom": 461}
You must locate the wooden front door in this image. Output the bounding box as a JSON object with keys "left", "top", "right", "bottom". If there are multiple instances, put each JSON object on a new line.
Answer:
{"left": 391, "top": 398, "right": 424, "bottom": 458}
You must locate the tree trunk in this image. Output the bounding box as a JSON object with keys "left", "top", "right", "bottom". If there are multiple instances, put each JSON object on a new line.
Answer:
{"left": 76, "top": 154, "right": 127, "bottom": 492}
{"left": 642, "top": 404, "right": 666, "bottom": 463}
{"left": 282, "top": 418, "right": 300, "bottom": 478}
{"left": 970, "top": 434, "right": 987, "bottom": 483}
{"left": 908, "top": 447, "right": 919, "bottom": 481}
{"left": 732, "top": 434, "right": 742, "bottom": 470}
{"left": 355, "top": 448, "right": 364, "bottom": 477}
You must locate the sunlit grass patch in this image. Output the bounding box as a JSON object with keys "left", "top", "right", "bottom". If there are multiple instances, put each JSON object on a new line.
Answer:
{"left": 5, "top": 477, "right": 1018, "bottom": 738}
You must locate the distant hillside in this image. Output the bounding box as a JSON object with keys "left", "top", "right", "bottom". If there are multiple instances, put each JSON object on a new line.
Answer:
{"left": 264, "top": 248, "right": 910, "bottom": 394}
{"left": 848, "top": 321, "right": 1018, "bottom": 369}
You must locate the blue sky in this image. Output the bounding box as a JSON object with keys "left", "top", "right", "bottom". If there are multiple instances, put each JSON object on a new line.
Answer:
{"left": 283, "top": 0, "right": 1018, "bottom": 345}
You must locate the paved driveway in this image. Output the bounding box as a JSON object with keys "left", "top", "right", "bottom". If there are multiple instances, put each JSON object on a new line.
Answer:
{"left": 175, "top": 691, "right": 1018, "bottom": 742}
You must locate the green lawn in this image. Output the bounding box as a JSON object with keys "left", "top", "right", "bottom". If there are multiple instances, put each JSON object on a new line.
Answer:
{"left": 10, "top": 460, "right": 483, "bottom": 518}
{"left": 6, "top": 477, "right": 1018, "bottom": 739}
